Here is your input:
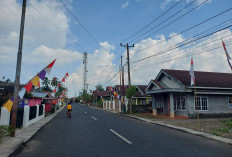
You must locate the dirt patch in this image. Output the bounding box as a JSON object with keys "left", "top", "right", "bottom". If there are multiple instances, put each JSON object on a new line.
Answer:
{"left": 132, "top": 113, "right": 232, "bottom": 139}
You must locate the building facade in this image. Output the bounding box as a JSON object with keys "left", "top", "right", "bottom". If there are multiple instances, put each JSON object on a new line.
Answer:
{"left": 146, "top": 69, "right": 232, "bottom": 118}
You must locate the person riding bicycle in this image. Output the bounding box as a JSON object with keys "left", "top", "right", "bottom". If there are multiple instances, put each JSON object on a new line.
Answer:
{"left": 66, "top": 103, "right": 72, "bottom": 117}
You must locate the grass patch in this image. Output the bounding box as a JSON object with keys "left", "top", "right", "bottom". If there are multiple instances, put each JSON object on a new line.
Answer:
{"left": 212, "top": 119, "right": 232, "bottom": 136}
{"left": 0, "top": 125, "right": 9, "bottom": 138}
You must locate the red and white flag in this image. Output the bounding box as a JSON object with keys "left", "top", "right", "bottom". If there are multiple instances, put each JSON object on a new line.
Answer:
{"left": 222, "top": 39, "right": 232, "bottom": 70}
{"left": 189, "top": 58, "right": 195, "bottom": 86}
{"left": 45, "top": 59, "right": 56, "bottom": 75}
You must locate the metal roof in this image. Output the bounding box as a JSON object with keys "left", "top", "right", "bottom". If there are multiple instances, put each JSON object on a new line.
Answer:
{"left": 32, "top": 92, "right": 48, "bottom": 98}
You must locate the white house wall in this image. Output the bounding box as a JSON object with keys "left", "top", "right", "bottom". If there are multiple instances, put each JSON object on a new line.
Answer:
{"left": 160, "top": 75, "right": 182, "bottom": 89}
{"left": 186, "top": 94, "right": 232, "bottom": 117}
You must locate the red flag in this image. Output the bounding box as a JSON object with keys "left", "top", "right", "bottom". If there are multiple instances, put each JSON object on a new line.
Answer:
{"left": 189, "top": 58, "right": 195, "bottom": 86}
{"left": 62, "top": 77, "right": 65, "bottom": 83}
{"left": 66, "top": 72, "right": 69, "bottom": 77}
{"left": 24, "top": 81, "right": 33, "bottom": 93}
{"left": 45, "top": 59, "right": 56, "bottom": 75}
{"left": 58, "top": 83, "right": 61, "bottom": 87}
{"left": 222, "top": 39, "right": 232, "bottom": 70}
{"left": 47, "top": 59, "right": 56, "bottom": 68}
{"left": 53, "top": 88, "right": 56, "bottom": 93}
{"left": 38, "top": 80, "right": 40, "bottom": 88}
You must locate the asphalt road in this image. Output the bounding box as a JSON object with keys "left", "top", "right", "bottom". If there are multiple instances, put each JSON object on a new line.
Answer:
{"left": 15, "top": 103, "right": 232, "bottom": 157}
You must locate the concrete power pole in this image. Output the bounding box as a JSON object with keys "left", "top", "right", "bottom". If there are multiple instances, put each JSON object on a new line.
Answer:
{"left": 120, "top": 43, "right": 134, "bottom": 86}
{"left": 83, "top": 52, "right": 88, "bottom": 94}
{"left": 11, "top": 0, "right": 27, "bottom": 137}
{"left": 83, "top": 52, "right": 88, "bottom": 102}
{"left": 120, "top": 43, "right": 134, "bottom": 113}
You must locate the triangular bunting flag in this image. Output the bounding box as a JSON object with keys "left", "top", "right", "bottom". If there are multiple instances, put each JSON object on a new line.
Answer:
{"left": 38, "top": 69, "right": 46, "bottom": 81}
{"left": 24, "top": 81, "right": 33, "bottom": 93}
{"left": 18, "top": 88, "right": 26, "bottom": 99}
{"left": 31, "top": 75, "right": 40, "bottom": 87}
{"left": 45, "top": 59, "right": 56, "bottom": 75}
{"left": 62, "top": 77, "right": 65, "bottom": 83}
{"left": 3, "top": 99, "right": 13, "bottom": 113}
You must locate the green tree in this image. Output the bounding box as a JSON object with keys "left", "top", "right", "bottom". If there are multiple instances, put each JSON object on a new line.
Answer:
{"left": 51, "top": 77, "right": 58, "bottom": 88}
{"left": 5, "top": 79, "right": 11, "bottom": 83}
{"left": 95, "top": 84, "right": 104, "bottom": 92}
{"left": 126, "top": 86, "right": 136, "bottom": 114}
{"left": 42, "top": 77, "right": 52, "bottom": 92}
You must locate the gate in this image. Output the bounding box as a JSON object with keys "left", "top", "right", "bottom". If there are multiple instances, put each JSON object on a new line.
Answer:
{"left": 10, "top": 107, "right": 24, "bottom": 128}
{"left": 29, "top": 106, "right": 37, "bottom": 120}
{"left": 39, "top": 105, "right": 43, "bottom": 116}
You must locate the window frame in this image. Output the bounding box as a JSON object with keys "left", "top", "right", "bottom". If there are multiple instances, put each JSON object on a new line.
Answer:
{"left": 174, "top": 94, "right": 186, "bottom": 111}
{"left": 194, "top": 96, "right": 208, "bottom": 111}
{"left": 228, "top": 97, "right": 232, "bottom": 108}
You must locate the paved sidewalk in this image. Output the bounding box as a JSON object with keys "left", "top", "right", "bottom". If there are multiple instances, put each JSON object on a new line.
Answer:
{"left": 0, "top": 105, "right": 65, "bottom": 157}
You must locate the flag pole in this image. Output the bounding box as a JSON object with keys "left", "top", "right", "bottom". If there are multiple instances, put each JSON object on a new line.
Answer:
{"left": 194, "top": 82, "right": 200, "bottom": 131}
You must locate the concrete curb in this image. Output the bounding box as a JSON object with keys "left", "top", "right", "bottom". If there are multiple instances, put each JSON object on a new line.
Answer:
{"left": 0, "top": 105, "right": 65, "bottom": 157}
{"left": 125, "top": 115, "right": 232, "bottom": 145}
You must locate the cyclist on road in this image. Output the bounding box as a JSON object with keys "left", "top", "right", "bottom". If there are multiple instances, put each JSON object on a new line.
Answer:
{"left": 66, "top": 103, "right": 72, "bottom": 118}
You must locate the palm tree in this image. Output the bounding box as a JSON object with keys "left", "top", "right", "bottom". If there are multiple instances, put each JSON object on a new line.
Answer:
{"left": 51, "top": 77, "right": 58, "bottom": 88}
{"left": 42, "top": 77, "right": 52, "bottom": 92}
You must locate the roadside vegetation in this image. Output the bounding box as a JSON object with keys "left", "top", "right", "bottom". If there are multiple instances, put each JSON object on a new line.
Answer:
{"left": 0, "top": 125, "right": 9, "bottom": 139}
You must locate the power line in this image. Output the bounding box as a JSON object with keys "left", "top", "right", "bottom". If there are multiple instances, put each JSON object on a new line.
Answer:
{"left": 59, "top": 0, "right": 102, "bottom": 48}
{"left": 121, "top": 0, "right": 183, "bottom": 43}
{"left": 130, "top": 33, "right": 232, "bottom": 71}
{"left": 130, "top": 19, "right": 232, "bottom": 68}
{"left": 128, "top": 0, "right": 199, "bottom": 43}
{"left": 131, "top": 24, "right": 232, "bottom": 64}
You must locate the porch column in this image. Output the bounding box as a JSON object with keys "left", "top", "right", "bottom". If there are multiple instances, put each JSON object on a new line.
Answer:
{"left": 152, "top": 95, "right": 157, "bottom": 116}
{"left": 169, "top": 93, "right": 175, "bottom": 118}
{"left": 136, "top": 98, "right": 138, "bottom": 105}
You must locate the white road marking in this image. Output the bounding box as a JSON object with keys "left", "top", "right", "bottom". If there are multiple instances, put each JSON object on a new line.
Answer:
{"left": 84, "top": 111, "right": 87, "bottom": 114}
{"left": 109, "top": 129, "right": 132, "bottom": 145}
{"left": 91, "top": 116, "right": 97, "bottom": 121}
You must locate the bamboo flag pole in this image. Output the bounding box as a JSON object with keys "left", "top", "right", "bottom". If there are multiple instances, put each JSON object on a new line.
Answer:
{"left": 194, "top": 82, "right": 200, "bottom": 131}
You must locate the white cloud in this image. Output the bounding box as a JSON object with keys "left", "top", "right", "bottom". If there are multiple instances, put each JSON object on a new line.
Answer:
{"left": 121, "top": 1, "right": 130, "bottom": 9}
{"left": 25, "top": 45, "right": 82, "bottom": 65}
{"left": 0, "top": 0, "right": 69, "bottom": 65}
{"left": 66, "top": 42, "right": 116, "bottom": 97}
{"left": 128, "top": 30, "right": 232, "bottom": 85}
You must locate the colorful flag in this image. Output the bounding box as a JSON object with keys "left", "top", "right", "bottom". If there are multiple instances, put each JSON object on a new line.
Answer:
{"left": 66, "top": 72, "right": 69, "bottom": 77}
{"left": 189, "top": 58, "right": 195, "bottom": 86}
{"left": 45, "top": 59, "right": 56, "bottom": 75}
{"left": 62, "top": 77, "right": 65, "bottom": 83}
{"left": 53, "top": 88, "right": 56, "bottom": 93}
{"left": 38, "top": 80, "right": 40, "bottom": 88}
{"left": 38, "top": 69, "right": 46, "bottom": 81}
{"left": 24, "top": 81, "right": 33, "bottom": 92}
{"left": 3, "top": 99, "right": 13, "bottom": 112}
{"left": 222, "top": 39, "right": 232, "bottom": 69}
{"left": 31, "top": 75, "right": 40, "bottom": 87}
{"left": 58, "top": 83, "right": 61, "bottom": 87}
{"left": 18, "top": 88, "right": 26, "bottom": 99}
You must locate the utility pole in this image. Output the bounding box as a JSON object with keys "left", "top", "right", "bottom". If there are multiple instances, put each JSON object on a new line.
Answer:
{"left": 11, "top": 0, "right": 27, "bottom": 137}
{"left": 120, "top": 43, "right": 134, "bottom": 113}
{"left": 83, "top": 52, "right": 88, "bottom": 102}
{"left": 120, "top": 43, "right": 134, "bottom": 86}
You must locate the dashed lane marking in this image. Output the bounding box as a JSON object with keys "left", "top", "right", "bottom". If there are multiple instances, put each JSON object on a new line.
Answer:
{"left": 109, "top": 129, "right": 132, "bottom": 145}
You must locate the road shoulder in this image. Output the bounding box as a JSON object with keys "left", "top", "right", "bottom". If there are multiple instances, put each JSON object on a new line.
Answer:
{"left": 0, "top": 105, "right": 65, "bottom": 157}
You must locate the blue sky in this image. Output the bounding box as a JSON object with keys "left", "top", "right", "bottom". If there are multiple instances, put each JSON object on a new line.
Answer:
{"left": 0, "top": 0, "right": 232, "bottom": 97}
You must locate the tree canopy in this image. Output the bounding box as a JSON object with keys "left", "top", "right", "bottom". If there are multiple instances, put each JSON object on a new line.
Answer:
{"left": 126, "top": 86, "right": 136, "bottom": 99}
{"left": 95, "top": 84, "right": 104, "bottom": 92}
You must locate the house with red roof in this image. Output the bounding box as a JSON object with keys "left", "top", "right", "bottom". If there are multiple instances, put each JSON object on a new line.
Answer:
{"left": 146, "top": 69, "right": 232, "bottom": 118}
